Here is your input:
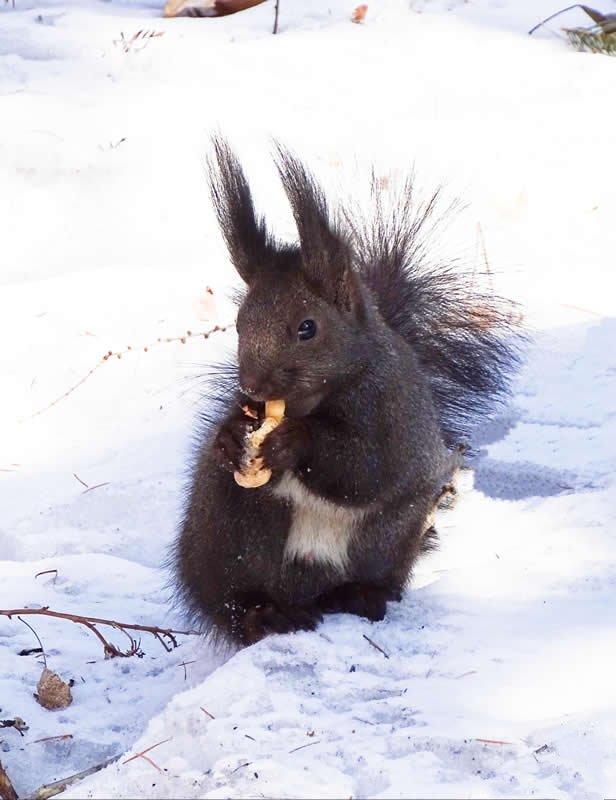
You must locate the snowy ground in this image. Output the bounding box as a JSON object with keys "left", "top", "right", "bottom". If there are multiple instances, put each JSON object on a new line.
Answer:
{"left": 1, "top": 0, "right": 615, "bottom": 797}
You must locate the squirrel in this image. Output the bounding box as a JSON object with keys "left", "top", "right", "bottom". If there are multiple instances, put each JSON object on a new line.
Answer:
{"left": 174, "top": 137, "right": 522, "bottom": 646}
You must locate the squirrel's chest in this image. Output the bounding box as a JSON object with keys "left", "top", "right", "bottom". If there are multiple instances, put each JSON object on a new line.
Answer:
{"left": 272, "top": 472, "right": 367, "bottom": 573}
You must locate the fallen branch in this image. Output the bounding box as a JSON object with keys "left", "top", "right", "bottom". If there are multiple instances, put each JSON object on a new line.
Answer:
{"left": 19, "top": 615, "right": 47, "bottom": 667}
{"left": 26, "top": 755, "right": 120, "bottom": 800}
{"left": 1, "top": 607, "right": 196, "bottom": 659}
{"left": 0, "top": 762, "right": 18, "bottom": 800}
{"left": 362, "top": 633, "right": 390, "bottom": 659}
{"left": 29, "top": 734, "right": 74, "bottom": 745}
{"left": 529, "top": 4, "right": 616, "bottom": 35}
{"left": 288, "top": 740, "right": 321, "bottom": 754}
{"left": 23, "top": 323, "right": 231, "bottom": 421}
{"left": 122, "top": 738, "right": 172, "bottom": 773}
{"left": 475, "top": 737, "right": 513, "bottom": 745}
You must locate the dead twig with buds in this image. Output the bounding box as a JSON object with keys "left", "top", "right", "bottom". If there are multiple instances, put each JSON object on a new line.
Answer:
{"left": 114, "top": 29, "right": 165, "bottom": 53}
{"left": 23, "top": 323, "right": 231, "bottom": 421}
{"left": 1, "top": 607, "right": 196, "bottom": 659}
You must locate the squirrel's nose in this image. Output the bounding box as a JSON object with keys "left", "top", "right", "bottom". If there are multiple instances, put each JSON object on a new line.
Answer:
{"left": 239, "top": 365, "right": 271, "bottom": 401}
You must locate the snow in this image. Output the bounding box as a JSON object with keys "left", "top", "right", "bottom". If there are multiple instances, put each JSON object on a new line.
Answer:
{"left": 1, "top": 0, "right": 615, "bottom": 797}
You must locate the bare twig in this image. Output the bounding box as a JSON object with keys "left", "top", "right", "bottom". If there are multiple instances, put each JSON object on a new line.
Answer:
{"left": 26, "top": 755, "right": 120, "bottom": 800}
{"left": 18, "top": 616, "right": 47, "bottom": 668}
{"left": 230, "top": 761, "right": 252, "bottom": 774}
{"left": 362, "top": 633, "right": 390, "bottom": 659}
{"left": 29, "top": 734, "right": 74, "bottom": 745}
{"left": 529, "top": 4, "right": 584, "bottom": 34}
{"left": 113, "top": 30, "right": 164, "bottom": 54}
{"left": 178, "top": 660, "right": 196, "bottom": 680}
{"left": 475, "top": 737, "right": 513, "bottom": 745}
{"left": 1, "top": 607, "right": 195, "bottom": 659}
{"left": 273, "top": 0, "right": 279, "bottom": 33}
{"left": 23, "top": 323, "right": 231, "bottom": 422}
{"left": 123, "top": 738, "right": 172, "bottom": 772}
{"left": 528, "top": 4, "right": 612, "bottom": 35}
{"left": 35, "top": 569, "right": 58, "bottom": 582}
{"left": 200, "top": 706, "right": 216, "bottom": 720}
{"left": 0, "top": 762, "right": 18, "bottom": 800}
{"left": 288, "top": 740, "right": 321, "bottom": 754}
{"left": 82, "top": 482, "right": 110, "bottom": 495}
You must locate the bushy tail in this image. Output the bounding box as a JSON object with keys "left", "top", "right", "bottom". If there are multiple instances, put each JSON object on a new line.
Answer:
{"left": 346, "top": 176, "right": 524, "bottom": 450}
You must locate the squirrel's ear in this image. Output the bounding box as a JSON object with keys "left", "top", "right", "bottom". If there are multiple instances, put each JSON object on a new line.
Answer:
{"left": 208, "top": 136, "right": 275, "bottom": 284}
{"left": 274, "top": 144, "right": 358, "bottom": 312}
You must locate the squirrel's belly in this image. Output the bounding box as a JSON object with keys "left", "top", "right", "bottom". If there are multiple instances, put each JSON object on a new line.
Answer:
{"left": 273, "top": 472, "right": 367, "bottom": 573}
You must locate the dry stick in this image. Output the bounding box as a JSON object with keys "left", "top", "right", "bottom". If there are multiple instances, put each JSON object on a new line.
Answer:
{"left": 200, "top": 706, "right": 216, "bottom": 720}
{"left": 82, "top": 482, "right": 110, "bottom": 495}
{"left": 18, "top": 616, "right": 47, "bottom": 668}
{"left": 273, "top": 0, "right": 280, "bottom": 33}
{"left": 178, "top": 659, "right": 196, "bottom": 680}
{"left": 35, "top": 569, "right": 57, "bottom": 581}
{"left": 475, "top": 738, "right": 513, "bottom": 745}
{"left": 23, "top": 323, "right": 231, "bottom": 422}
{"left": 0, "top": 608, "right": 196, "bottom": 659}
{"left": 26, "top": 755, "right": 121, "bottom": 800}
{"left": 122, "top": 738, "right": 173, "bottom": 773}
{"left": 528, "top": 4, "right": 588, "bottom": 35}
{"left": 230, "top": 761, "right": 252, "bottom": 775}
{"left": 288, "top": 740, "right": 321, "bottom": 754}
{"left": 0, "top": 762, "right": 18, "bottom": 800}
{"left": 362, "top": 633, "right": 390, "bottom": 659}
{"left": 29, "top": 734, "right": 74, "bottom": 745}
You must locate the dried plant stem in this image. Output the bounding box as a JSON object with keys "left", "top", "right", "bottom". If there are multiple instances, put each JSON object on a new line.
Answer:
{"left": 0, "top": 762, "right": 18, "bottom": 800}
{"left": 18, "top": 615, "right": 48, "bottom": 667}
{"left": 26, "top": 755, "right": 120, "bottom": 800}
{"left": 23, "top": 323, "right": 231, "bottom": 422}
{"left": 273, "top": 0, "right": 280, "bottom": 33}
{"left": 0, "top": 607, "right": 196, "bottom": 659}
{"left": 528, "top": 4, "right": 586, "bottom": 35}
{"left": 122, "top": 738, "right": 172, "bottom": 773}
{"left": 362, "top": 633, "right": 390, "bottom": 659}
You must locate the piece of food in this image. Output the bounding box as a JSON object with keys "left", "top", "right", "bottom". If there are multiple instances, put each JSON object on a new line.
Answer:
{"left": 234, "top": 399, "right": 285, "bottom": 488}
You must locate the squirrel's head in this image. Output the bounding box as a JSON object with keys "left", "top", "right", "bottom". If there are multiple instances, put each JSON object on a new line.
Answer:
{"left": 209, "top": 138, "right": 369, "bottom": 416}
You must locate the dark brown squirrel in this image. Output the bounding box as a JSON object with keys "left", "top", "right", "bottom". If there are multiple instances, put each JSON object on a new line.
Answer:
{"left": 173, "top": 137, "right": 522, "bottom": 646}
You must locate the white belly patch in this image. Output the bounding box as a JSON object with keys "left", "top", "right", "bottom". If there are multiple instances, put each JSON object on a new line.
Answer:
{"left": 273, "top": 472, "right": 367, "bottom": 573}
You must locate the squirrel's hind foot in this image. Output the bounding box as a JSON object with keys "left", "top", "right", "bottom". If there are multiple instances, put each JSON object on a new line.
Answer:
{"left": 239, "top": 602, "right": 322, "bottom": 645}
{"left": 318, "top": 582, "right": 402, "bottom": 622}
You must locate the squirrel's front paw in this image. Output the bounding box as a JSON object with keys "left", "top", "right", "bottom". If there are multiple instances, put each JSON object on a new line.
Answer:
{"left": 213, "top": 417, "right": 256, "bottom": 473}
{"left": 260, "top": 418, "right": 311, "bottom": 473}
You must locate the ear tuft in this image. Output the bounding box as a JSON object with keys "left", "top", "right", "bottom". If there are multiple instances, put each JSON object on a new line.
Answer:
{"left": 273, "top": 143, "right": 355, "bottom": 309}
{"left": 208, "top": 136, "right": 275, "bottom": 283}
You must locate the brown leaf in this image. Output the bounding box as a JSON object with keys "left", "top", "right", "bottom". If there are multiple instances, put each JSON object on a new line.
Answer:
{"left": 352, "top": 4, "right": 368, "bottom": 23}
{"left": 35, "top": 668, "right": 73, "bottom": 710}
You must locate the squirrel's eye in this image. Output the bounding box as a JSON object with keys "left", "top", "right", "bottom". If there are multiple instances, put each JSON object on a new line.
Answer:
{"left": 297, "top": 319, "right": 317, "bottom": 341}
